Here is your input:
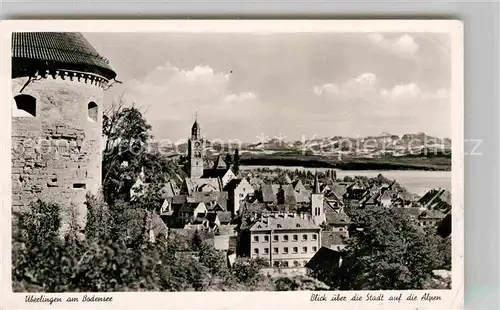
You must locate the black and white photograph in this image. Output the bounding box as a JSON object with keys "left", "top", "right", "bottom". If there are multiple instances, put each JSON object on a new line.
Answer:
{"left": 3, "top": 20, "right": 463, "bottom": 309}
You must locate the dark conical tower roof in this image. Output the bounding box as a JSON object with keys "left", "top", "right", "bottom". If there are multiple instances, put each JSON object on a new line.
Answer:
{"left": 191, "top": 117, "right": 201, "bottom": 138}
{"left": 313, "top": 170, "right": 320, "bottom": 194}
{"left": 12, "top": 32, "right": 116, "bottom": 80}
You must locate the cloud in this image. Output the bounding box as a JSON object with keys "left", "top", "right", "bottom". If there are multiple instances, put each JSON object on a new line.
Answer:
{"left": 126, "top": 63, "right": 259, "bottom": 120}
{"left": 223, "top": 91, "right": 257, "bottom": 102}
{"left": 122, "top": 63, "right": 263, "bottom": 140}
{"left": 367, "top": 33, "right": 419, "bottom": 57}
{"left": 312, "top": 72, "right": 378, "bottom": 97}
{"left": 381, "top": 84, "right": 449, "bottom": 101}
{"left": 313, "top": 83, "right": 340, "bottom": 96}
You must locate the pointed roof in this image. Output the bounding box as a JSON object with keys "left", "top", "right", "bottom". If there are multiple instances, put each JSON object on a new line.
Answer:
{"left": 313, "top": 171, "right": 320, "bottom": 194}
{"left": 213, "top": 155, "right": 228, "bottom": 170}
{"left": 191, "top": 116, "right": 201, "bottom": 137}
{"left": 12, "top": 32, "right": 116, "bottom": 80}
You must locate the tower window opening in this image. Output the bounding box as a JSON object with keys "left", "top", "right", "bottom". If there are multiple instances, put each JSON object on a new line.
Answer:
{"left": 73, "top": 183, "right": 86, "bottom": 189}
{"left": 13, "top": 94, "right": 36, "bottom": 117}
{"left": 88, "top": 102, "right": 98, "bottom": 122}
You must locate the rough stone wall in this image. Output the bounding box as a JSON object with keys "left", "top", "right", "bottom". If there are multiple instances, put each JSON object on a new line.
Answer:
{"left": 11, "top": 76, "right": 104, "bottom": 235}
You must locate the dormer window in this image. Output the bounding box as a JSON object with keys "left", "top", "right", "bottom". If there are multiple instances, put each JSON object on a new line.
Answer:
{"left": 277, "top": 224, "right": 282, "bottom": 228}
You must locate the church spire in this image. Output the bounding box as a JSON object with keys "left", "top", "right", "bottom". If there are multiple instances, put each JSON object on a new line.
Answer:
{"left": 191, "top": 113, "right": 201, "bottom": 139}
{"left": 314, "top": 170, "right": 320, "bottom": 194}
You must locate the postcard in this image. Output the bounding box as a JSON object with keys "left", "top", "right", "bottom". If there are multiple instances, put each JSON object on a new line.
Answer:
{"left": 0, "top": 19, "right": 464, "bottom": 309}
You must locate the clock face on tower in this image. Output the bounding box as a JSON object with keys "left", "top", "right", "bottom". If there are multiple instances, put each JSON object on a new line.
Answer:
{"left": 194, "top": 141, "right": 201, "bottom": 148}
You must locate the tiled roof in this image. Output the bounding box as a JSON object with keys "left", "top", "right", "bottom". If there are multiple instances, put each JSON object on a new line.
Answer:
{"left": 184, "top": 177, "right": 222, "bottom": 195}
{"left": 179, "top": 202, "right": 205, "bottom": 213}
{"left": 292, "top": 180, "right": 307, "bottom": 192}
{"left": 380, "top": 190, "right": 393, "bottom": 200}
{"left": 12, "top": 32, "right": 116, "bottom": 80}
{"left": 295, "top": 189, "right": 311, "bottom": 203}
{"left": 282, "top": 184, "right": 297, "bottom": 205}
{"left": 439, "top": 190, "right": 452, "bottom": 205}
{"left": 392, "top": 207, "right": 424, "bottom": 218}
{"left": 330, "top": 183, "right": 347, "bottom": 198}
{"left": 326, "top": 212, "right": 351, "bottom": 225}
{"left": 163, "top": 181, "right": 180, "bottom": 198}
{"left": 261, "top": 184, "right": 276, "bottom": 203}
{"left": 419, "top": 210, "right": 446, "bottom": 219}
{"left": 305, "top": 246, "right": 342, "bottom": 271}
{"left": 321, "top": 231, "right": 347, "bottom": 248}
{"left": 213, "top": 155, "right": 228, "bottom": 169}
{"left": 217, "top": 211, "right": 232, "bottom": 224}
{"left": 249, "top": 215, "right": 320, "bottom": 231}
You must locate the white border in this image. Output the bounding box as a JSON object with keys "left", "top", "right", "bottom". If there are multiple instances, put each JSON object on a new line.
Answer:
{"left": 0, "top": 20, "right": 464, "bottom": 310}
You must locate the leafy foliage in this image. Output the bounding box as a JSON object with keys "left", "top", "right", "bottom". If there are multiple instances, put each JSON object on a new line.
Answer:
{"left": 101, "top": 98, "right": 185, "bottom": 205}
{"left": 331, "top": 206, "right": 450, "bottom": 290}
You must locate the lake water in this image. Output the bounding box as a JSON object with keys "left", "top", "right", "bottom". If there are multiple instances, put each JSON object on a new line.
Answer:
{"left": 241, "top": 165, "right": 451, "bottom": 196}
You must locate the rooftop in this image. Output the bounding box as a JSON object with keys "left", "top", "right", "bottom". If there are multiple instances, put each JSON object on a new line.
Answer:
{"left": 12, "top": 32, "right": 116, "bottom": 80}
{"left": 249, "top": 214, "right": 320, "bottom": 231}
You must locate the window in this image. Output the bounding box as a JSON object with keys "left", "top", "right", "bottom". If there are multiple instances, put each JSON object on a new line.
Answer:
{"left": 88, "top": 102, "right": 98, "bottom": 122}
{"left": 13, "top": 94, "right": 36, "bottom": 117}
{"left": 292, "top": 247, "right": 298, "bottom": 254}
{"left": 303, "top": 260, "right": 308, "bottom": 266}
{"left": 264, "top": 235, "right": 269, "bottom": 242}
{"left": 282, "top": 261, "right": 289, "bottom": 267}
{"left": 283, "top": 235, "right": 289, "bottom": 242}
{"left": 253, "top": 236, "right": 259, "bottom": 242}
{"left": 273, "top": 235, "right": 279, "bottom": 242}
{"left": 277, "top": 224, "right": 282, "bottom": 228}
{"left": 293, "top": 261, "right": 300, "bottom": 267}
{"left": 296, "top": 223, "right": 301, "bottom": 228}
{"left": 292, "top": 235, "right": 298, "bottom": 241}
{"left": 302, "top": 246, "right": 307, "bottom": 253}
{"left": 273, "top": 247, "right": 279, "bottom": 254}
{"left": 73, "top": 183, "right": 86, "bottom": 189}
{"left": 312, "top": 234, "right": 317, "bottom": 241}
{"left": 254, "top": 248, "right": 259, "bottom": 254}
{"left": 283, "top": 247, "right": 289, "bottom": 254}
{"left": 273, "top": 261, "right": 280, "bottom": 267}
{"left": 302, "top": 234, "right": 308, "bottom": 241}
{"left": 339, "top": 228, "right": 344, "bottom": 232}
{"left": 264, "top": 248, "right": 269, "bottom": 254}
{"left": 312, "top": 246, "right": 317, "bottom": 252}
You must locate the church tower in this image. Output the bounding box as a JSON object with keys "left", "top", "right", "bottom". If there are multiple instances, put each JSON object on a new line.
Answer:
{"left": 311, "top": 171, "right": 325, "bottom": 225}
{"left": 188, "top": 116, "right": 204, "bottom": 178}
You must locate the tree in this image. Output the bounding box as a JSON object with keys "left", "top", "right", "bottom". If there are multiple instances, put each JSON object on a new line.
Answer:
{"left": 231, "top": 257, "right": 268, "bottom": 285}
{"left": 334, "top": 206, "right": 447, "bottom": 290}
{"left": 274, "top": 275, "right": 329, "bottom": 291}
{"left": 102, "top": 98, "right": 152, "bottom": 204}
{"left": 101, "top": 97, "right": 186, "bottom": 205}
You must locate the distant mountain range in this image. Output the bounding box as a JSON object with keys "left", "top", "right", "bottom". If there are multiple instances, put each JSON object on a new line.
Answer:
{"left": 153, "top": 132, "right": 452, "bottom": 160}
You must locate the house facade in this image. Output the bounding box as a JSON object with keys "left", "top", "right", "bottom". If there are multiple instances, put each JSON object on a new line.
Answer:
{"left": 248, "top": 213, "right": 321, "bottom": 268}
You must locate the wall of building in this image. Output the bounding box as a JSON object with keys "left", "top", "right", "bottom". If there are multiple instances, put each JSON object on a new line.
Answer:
{"left": 250, "top": 229, "right": 321, "bottom": 267}
{"left": 11, "top": 75, "right": 104, "bottom": 235}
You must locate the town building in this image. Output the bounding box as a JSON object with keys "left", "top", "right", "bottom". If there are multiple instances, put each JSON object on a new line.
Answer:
{"left": 11, "top": 32, "right": 117, "bottom": 237}
{"left": 311, "top": 173, "right": 326, "bottom": 225}
{"left": 224, "top": 178, "right": 255, "bottom": 215}
{"left": 247, "top": 213, "right": 321, "bottom": 268}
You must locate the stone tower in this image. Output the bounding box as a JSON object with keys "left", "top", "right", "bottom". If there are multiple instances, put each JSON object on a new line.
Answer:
{"left": 311, "top": 171, "right": 325, "bottom": 225}
{"left": 187, "top": 117, "right": 204, "bottom": 178}
{"left": 11, "top": 32, "right": 117, "bottom": 235}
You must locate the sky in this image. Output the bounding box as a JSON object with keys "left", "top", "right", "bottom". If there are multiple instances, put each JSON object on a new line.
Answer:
{"left": 84, "top": 32, "right": 451, "bottom": 143}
